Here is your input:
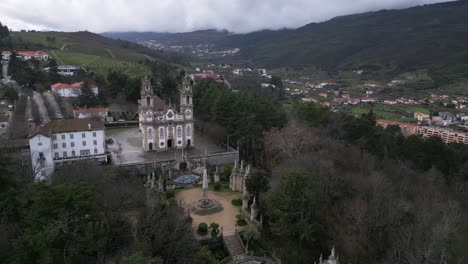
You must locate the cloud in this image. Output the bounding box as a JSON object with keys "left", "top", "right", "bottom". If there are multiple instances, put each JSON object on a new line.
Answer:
{"left": 0, "top": 0, "right": 454, "bottom": 33}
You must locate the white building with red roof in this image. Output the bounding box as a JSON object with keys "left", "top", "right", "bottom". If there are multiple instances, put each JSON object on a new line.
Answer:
{"left": 2, "top": 50, "right": 49, "bottom": 61}
{"left": 51, "top": 82, "right": 99, "bottom": 98}
{"left": 28, "top": 119, "right": 106, "bottom": 181}
{"left": 73, "top": 108, "right": 108, "bottom": 121}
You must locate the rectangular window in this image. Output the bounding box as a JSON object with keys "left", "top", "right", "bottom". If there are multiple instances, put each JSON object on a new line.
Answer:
{"left": 93, "top": 132, "right": 96, "bottom": 137}
{"left": 71, "top": 142, "right": 75, "bottom": 147}
{"left": 93, "top": 140, "right": 97, "bottom": 145}
{"left": 53, "top": 143, "right": 58, "bottom": 149}
{"left": 70, "top": 134, "right": 74, "bottom": 139}
{"left": 82, "top": 141, "right": 86, "bottom": 146}
{"left": 72, "top": 150, "right": 76, "bottom": 157}
{"left": 62, "top": 143, "right": 66, "bottom": 148}
{"left": 61, "top": 134, "right": 65, "bottom": 140}
{"left": 63, "top": 151, "right": 67, "bottom": 158}
{"left": 52, "top": 135, "right": 57, "bottom": 140}
{"left": 94, "top": 148, "right": 98, "bottom": 154}
{"left": 41, "top": 171, "right": 45, "bottom": 177}
{"left": 82, "top": 133, "right": 86, "bottom": 138}
{"left": 80, "top": 149, "right": 90, "bottom": 156}
{"left": 54, "top": 152, "right": 59, "bottom": 159}
{"left": 38, "top": 142, "right": 42, "bottom": 146}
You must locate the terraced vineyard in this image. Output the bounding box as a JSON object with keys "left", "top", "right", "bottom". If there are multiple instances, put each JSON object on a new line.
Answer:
{"left": 10, "top": 31, "right": 186, "bottom": 77}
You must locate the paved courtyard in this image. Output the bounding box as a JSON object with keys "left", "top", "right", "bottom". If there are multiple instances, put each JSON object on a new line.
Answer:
{"left": 106, "top": 127, "right": 228, "bottom": 165}
{"left": 176, "top": 188, "right": 242, "bottom": 235}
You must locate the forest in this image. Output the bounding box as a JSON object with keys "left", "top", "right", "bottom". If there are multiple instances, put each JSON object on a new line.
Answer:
{"left": 192, "top": 80, "right": 468, "bottom": 263}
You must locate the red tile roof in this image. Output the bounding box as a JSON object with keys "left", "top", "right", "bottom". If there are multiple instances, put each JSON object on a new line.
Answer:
{"left": 29, "top": 119, "right": 105, "bottom": 138}
{"left": 51, "top": 82, "right": 84, "bottom": 89}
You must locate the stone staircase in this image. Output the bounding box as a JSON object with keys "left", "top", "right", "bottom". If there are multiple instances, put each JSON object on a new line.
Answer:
{"left": 223, "top": 234, "right": 244, "bottom": 257}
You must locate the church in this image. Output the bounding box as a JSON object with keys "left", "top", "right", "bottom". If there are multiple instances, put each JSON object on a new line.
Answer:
{"left": 138, "top": 75, "right": 194, "bottom": 152}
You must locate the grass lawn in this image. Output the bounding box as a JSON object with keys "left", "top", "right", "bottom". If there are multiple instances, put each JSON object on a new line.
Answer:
{"left": 404, "top": 105, "right": 430, "bottom": 114}
{"left": 51, "top": 50, "right": 99, "bottom": 66}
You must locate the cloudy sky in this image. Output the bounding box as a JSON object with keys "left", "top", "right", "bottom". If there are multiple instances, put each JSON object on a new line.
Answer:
{"left": 0, "top": 0, "right": 454, "bottom": 33}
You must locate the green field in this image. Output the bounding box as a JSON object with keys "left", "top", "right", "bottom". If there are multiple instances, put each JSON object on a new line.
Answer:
{"left": 10, "top": 31, "right": 178, "bottom": 77}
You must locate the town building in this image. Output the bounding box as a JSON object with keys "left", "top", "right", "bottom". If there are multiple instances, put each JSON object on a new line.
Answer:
{"left": 377, "top": 119, "right": 468, "bottom": 144}
{"left": 51, "top": 82, "right": 99, "bottom": 98}
{"left": 138, "top": 75, "right": 194, "bottom": 151}
{"left": 414, "top": 112, "right": 430, "bottom": 122}
{"left": 73, "top": 108, "right": 108, "bottom": 121}
{"left": 377, "top": 120, "right": 419, "bottom": 136}
{"left": 2, "top": 50, "right": 49, "bottom": 61}
{"left": 28, "top": 119, "right": 106, "bottom": 181}
{"left": 192, "top": 72, "right": 224, "bottom": 83}
{"left": 56, "top": 65, "right": 83, "bottom": 76}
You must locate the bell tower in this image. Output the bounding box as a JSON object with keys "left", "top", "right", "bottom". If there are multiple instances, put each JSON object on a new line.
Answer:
{"left": 180, "top": 75, "right": 193, "bottom": 120}
{"left": 141, "top": 76, "right": 153, "bottom": 108}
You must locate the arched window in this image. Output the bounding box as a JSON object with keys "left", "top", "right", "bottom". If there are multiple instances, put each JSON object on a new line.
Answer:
{"left": 186, "top": 95, "right": 190, "bottom": 105}
{"left": 177, "top": 126, "right": 182, "bottom": 138}
{"left": 147, "top": 128, "right": 153, "bottom": 139}
{"left": 186, "top": 125, "right": 191, "bottom": 137}
{"left": 159, "top": 127, "right": 165, "bottom": 139}
{"left": 146, "top": 96, "right": 150, "bottom": 106}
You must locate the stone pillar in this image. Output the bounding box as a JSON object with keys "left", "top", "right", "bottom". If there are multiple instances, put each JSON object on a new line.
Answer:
{"left": 214, "top": 166, "right": 220, "bottom": 182}
{"left": 150, "top": 172, "right": 155, "bottom": 189}
{"left": 158, "top": 174, "right": 163, "bottom": 190}
{"left": 242, "top": 192, "right": 249, "bottom": 211}
{"left": 250, "top": 197, "right": 258, "bottom": 221}
{"left": 1, "top": 61, "right": 8, "bottom": 79}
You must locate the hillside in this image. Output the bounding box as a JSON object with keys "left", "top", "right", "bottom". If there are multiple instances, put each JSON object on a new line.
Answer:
{"left": 102, "top": 29, "right": 231, "bottom": 45}
{"left": 10, "top": 31, "right": 189, "bottom": 76}
{"left": 217, "top": 0, "right": 468, "bottom": 84}
{"left": 105, "top": 1, "right": 468, "bottom": 84}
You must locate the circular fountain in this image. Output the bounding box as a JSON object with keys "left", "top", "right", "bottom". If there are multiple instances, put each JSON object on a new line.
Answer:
{"left": 191, "top": 167, "right": 223, "bottom": 215}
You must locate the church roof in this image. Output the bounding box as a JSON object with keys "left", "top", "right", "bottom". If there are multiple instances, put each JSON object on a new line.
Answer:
{"left": 153, "top": 96, "right": 167, "bottom": 111}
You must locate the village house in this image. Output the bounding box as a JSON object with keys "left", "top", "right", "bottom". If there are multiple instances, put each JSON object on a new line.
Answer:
{"left": 319, "top": 92, "right": 328, "bottom": 98}
{"left": 383, "top": 99, "right": 398, "bottom": 105}
{"left": 56, "top": 65, "right": 83, "bottom": 76}
{"left": 73, "top": 108, "right": 108, "bottom": 121}
{"left": 414, "top": 112, "right": 430, "bottom": 122}
{"left": 51, "top": 82, "right": 99, "bottom": 98}
{"left": 192, "top": 72, "right": 224, "bottom": 83}
{"left": 360, "top": 96, "right": 377, "bottom": 103}
{"left": 28, "top": 119, "right": 106, "bottom": 181}
{"left": 2, "top": 50, "right": 49, "bottom": 61}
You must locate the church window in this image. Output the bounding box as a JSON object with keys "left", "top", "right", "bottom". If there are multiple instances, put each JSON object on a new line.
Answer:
{"left": 148, "top": 128, "right": 153, "bottom": 139}
{"left": 159, "top": 128, "right": 164, "bottom": 139}
{"left": 186, "top": 95, "right": 190, "bottom": 104}
{"left": 177, "top": 126, "right": 182, "bottom": 137}
{"left": 146, "top": 96, "right": 150, "bottom": 106}
{"left": 186, "top": 125, "right": 191, "bottom": 137}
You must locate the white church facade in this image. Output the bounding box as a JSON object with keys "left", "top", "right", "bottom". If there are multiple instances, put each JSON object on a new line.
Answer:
{"left": 138, "top": 75, "right": 194, "bottom": 152}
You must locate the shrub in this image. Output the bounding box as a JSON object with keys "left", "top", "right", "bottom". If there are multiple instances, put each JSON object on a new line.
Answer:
{"left": 198, "top": 222, "right": 208, "bottom": 235}
{"left": 213, "top": 182, "right": 221, "bottom": 191}
{"left": 164, "top": 189, "right": 175, "bottom": 199}
{"left": 231, "top": 199, "right": 242, "bottom": 206}
{"left": 236, "top": 214, "right": 247, "bottom": 226}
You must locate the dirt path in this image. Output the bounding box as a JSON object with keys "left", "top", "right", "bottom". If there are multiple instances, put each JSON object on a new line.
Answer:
{"left": 43, "top": 92, "right": 62, "bottom": 119}
{"left": 176, "top": 188, "right": 241, "bottom": 235}
{"left": 32, "top": 92, "right": 50, "bottom": 123}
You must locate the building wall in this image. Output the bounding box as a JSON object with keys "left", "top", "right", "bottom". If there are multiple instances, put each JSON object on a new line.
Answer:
{"left": 29, "top": 135, "right": 54, "bottom": 181}
{"left": 54, "top": 87, "right": 99, "bottom": 98}
{"left": 29, "top": 129, "right": 106, "bottom": 181}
